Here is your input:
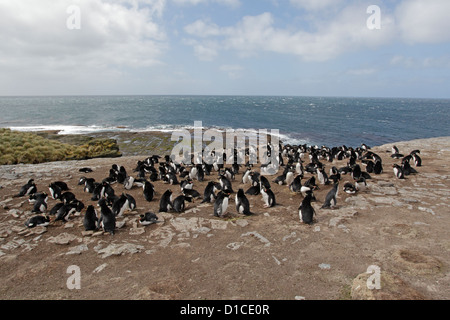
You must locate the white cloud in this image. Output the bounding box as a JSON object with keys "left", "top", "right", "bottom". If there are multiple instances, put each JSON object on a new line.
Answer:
{"left": 289, "top": 0, "right": 342, "bottom": 11}
{"left": 184, "top": 6, "right": 396, "bottom": 62}
{"left": 0, "top": 0, "right": 167, "bottom": 94}
{"left": 396, "top": 0, "right": 450, "bottom": 44}
{"left": 219, "top": 64, "right": 243, "bottom": 79}
{"left": 171, "top": 0, "right": 240, "bottom": 7}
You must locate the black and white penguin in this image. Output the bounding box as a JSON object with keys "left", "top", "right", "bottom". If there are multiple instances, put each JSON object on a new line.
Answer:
{"left": 47, "top": 201, "right": 62, "bottom": 215}
{"left": 48, "top": 183, "right": 62, "bottom": 200}
{"left": 401, "top": 160, "right": 417, "bottom": 176}
{"left": 218, "top": 174, "right": 234, "bottom": 193}
{"left": 299, "top": 192, "right": 316, "bottom": 225}
{"left": 351, "top": 164, "right": 362, "bottom": 180}
{"left": 112, "top": 194, "right": 130, "bottom": 217}
{"left": 53, "top": 181, "right": 69, "bottom": 191}
{"left": 83, "top": 178, "right": 97, "bottom": 193}
{"left": 124, "top": 175, "right": 135, "bottom": 190}
{"left": 241, "top": 168, "right": 252, "bottom": 184}
{"left": 245, "top": 185, "right": 260, "bottom": 196}
{"left": 173, "top": 195, "right": 193, "bottom": 213}
{"left": 60, "top": 192, "right": 76, "bottom": 204}
{"left": 373, "top": 160, "right": 383, "bottom": 175}
{"left": 214, "top": 191, "right": 230, "bottom": 218}
{"left": 159, "top": 190, "right": 173, "bottom": 212}
{"left": 32, "top": 195, "right": 48, "bottom": 214}
{"left": 165, "top": 172, "right": 179, "bottom": 185}
{"left": 24, "top": 215, "right": 50, "bottom": 228}
{"left": 79, "top": 167, "right": 93, "bottom": 173}
{"left": 235, "top": 189, "right": 252, "bottom": 216}
{"left": 289, "top": 175, "right": 303, "bottom": 193}
{"left": 182, "top": 188, "right": 201, "bottom": 199}
{"left": 98, "top": 198, "right": 116, "bottom": 235}
{"left": 321, "top": 183, "right": 339, "bottom": 209}
{"left": 316, "top": 167, "right": 330, "bottom": 185}
{"left": 139, "top": 212, "right": 159, "bottom": 226}
{"left": 202, "top": 181, "right": 218, "bottom": 203}
{"left": 412, "top": 153, "right": 422, "bottom": 167}
{"left": 355, "top": 177, "right": 367, "bottom": 192}
{"left": 259, "top": 175, "right": 271, "bottom": 191}
{"left": 83, "top": 205, "right": 98, "bottom": 231}
{"left": 261, "top": 187, "right": 276, "bottom": 208}
{"left": 343, "top": 182, "right": 357, "bottom": 194}
{"left": 180, "top": 178, "right": 194, "bottom": 191}
{"left": 14, "top": 179, "right": 37, "bottom": 198}
{"left": 393, "top": 164, "right": 405, "bottom": 179}
{"left": 28, "top": 192, "right": 48, "bottom": 204}
{"left": 143, "top": 181, "right": 155, "bottom": 202}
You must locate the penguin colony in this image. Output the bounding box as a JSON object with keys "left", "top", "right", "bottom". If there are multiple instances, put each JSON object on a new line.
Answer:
{"left": 16, "top": 141, "right": 422, "bottom": 235}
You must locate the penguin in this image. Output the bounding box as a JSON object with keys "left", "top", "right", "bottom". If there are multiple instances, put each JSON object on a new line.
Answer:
{"left": 49, "top": 183, "right": 62, "bottom": 200}
{"left": 124, "top": 176, "right": 135, "bottom": 190}
{"left": 143, "top": 181, "right": 155, "bottom": 202}
{"left": 299, "top": 192, "right": 316, "bottom": 225}
{"left": 392, "top": 145, "right": 399, "bottom": 154}
{"left": 393, "top": 164, "right": 405, "bottom": 179}
{"left": 355, "top": 177, "right": 367, "bottom": 192}
{"left": 219, "top": 174, "right": 234, "bottom": 193}
{"left": 374, "top": 160, "right": 383, "bottom": 175}
{"left": 28, "top": 192, "right": 48, "bottom": 204}
{"left": 245, "top": 185, "right": 260, "bottom": 196}
{"left": 214, "top": 191, "right": 230, "bottom": 218}
{"left": 364, "top": 160, "right": 375, "bottom": 173}
{"left": 98, "top": 198, "right": 116, "bottom": 235}
{"left": 351, "top": 164, "right": 362, "bottom": 180}
{"left": 343, "top": 182, "right": 357, "bottom": 194}
{"left": 103, "top": 182, "right": 116, "bottom": 199}
{"left": 401, "top": 160, "right": 417, "bottom": 176}
{"left": 249, "top": 172, "right": 260, "bottom": 187}
{"left": 180, "top": 178, "right": 194, "bottom": 191}
{"left": 48, "top": 202, "right": 64, "bottom": 216}
{"left": 182, "top": 188, "right": 201, "bottom": 199}
{"left": 165, "top": 172, "right": 178, "bottom": 185}
{"left": 32, "top": 193, "right": 48, "bottom": 214}
{"left": 83, "top": 205, "right": 98, "bottom": 231}
{"left": 412, "top": 153, "right": 422, "bottom": 167}
{"left": 241, "top": 168, "right": 252, "bottom": 184}
{"left": 259, "top": 176, "right": 271, "bottom": 191}
{"left": 261, "top": 187, "right": 276, "bottom": 208}
{"left": 316, "top": 167, "right": 330, "bottom": 185}
{"left": 112, "top": 193, "right": 136, "bottom": 217}
{"left": 139, "top": 212, "right": 159, "bottom": 226}
{"left": 14, "top": 179, "right": 37, "bottom": 198}
{"left": 303, "top": 176, "right": 318, "bottom": 190}
{"left": 159, "top": 190, "right": 173, "bottom": 212}
{"left": 235, "top": 189, "right": 252, "bottom": 216}
{"left": 321, "top": 182, "right": 339, "bottom": 209}
{"left": 125, "top": 194, "right": 136, "bottom": 211}
{"left": 173, "top": 195, "right": 193, "bottom": 213}
{"left": 79, "top": 167, "right": 93, "bottom": 173}
{"left": 55, "top": 200, "right": 84, "bottom": 222}
{"left": 273, "top": 174, "right": 287, "bottom": 186}
{"left": 60, "top": 192, "right": 76, "bottom": 204}
{"left": 83, "top": 178, "right": 97, "bottom": 193}
{"left": 202, "top": 181, "right": 218, "bottom": 203}
{"left": 53, "top": 181, "right": 69, "bottom": 191}
{"left": 24, "top": 215, "right": 50, "bottom": 228}
{"left": 289, "top": 175, "right": 303, "bottom": 193}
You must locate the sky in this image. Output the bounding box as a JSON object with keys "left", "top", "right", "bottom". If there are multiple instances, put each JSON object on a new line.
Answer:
{"left": 0, "top": 0, "right": 449, "bottom": 98}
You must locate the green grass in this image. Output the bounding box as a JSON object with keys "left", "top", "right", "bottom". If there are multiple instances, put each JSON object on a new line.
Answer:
{"left": 0, "top": 128, "right": 121, "bottom": 165}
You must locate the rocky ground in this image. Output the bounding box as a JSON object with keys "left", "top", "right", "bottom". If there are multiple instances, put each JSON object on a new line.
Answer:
{"left": 0, "top": 137, "right": 449, "bottom": 301}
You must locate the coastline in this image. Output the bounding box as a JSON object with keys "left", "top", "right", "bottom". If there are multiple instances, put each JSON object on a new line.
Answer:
{"left": 0, "top": 135, "right": 449, "bottom": 300}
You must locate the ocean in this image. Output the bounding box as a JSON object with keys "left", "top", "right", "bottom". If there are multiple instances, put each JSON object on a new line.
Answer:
{"left": 0, "top": 95, "right": 449, "bottom": 148}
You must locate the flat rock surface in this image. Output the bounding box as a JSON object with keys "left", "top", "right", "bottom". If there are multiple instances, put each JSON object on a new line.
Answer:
{"left": 0, "top": 137, "right": 449, "bottom": 300}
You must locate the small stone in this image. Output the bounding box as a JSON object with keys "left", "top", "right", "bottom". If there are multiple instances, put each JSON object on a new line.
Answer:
{"left": 319, "top": 263, "right": 331, "bottom": 270}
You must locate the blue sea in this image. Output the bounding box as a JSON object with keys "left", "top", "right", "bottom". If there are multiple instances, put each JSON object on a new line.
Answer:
{"left": 0, "top": 95, "right": 449, "bottom": 148}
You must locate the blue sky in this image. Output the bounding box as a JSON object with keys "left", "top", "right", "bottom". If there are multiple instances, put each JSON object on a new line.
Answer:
{"left": 0, "top": 0, "right": 449, "bottom": 98}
